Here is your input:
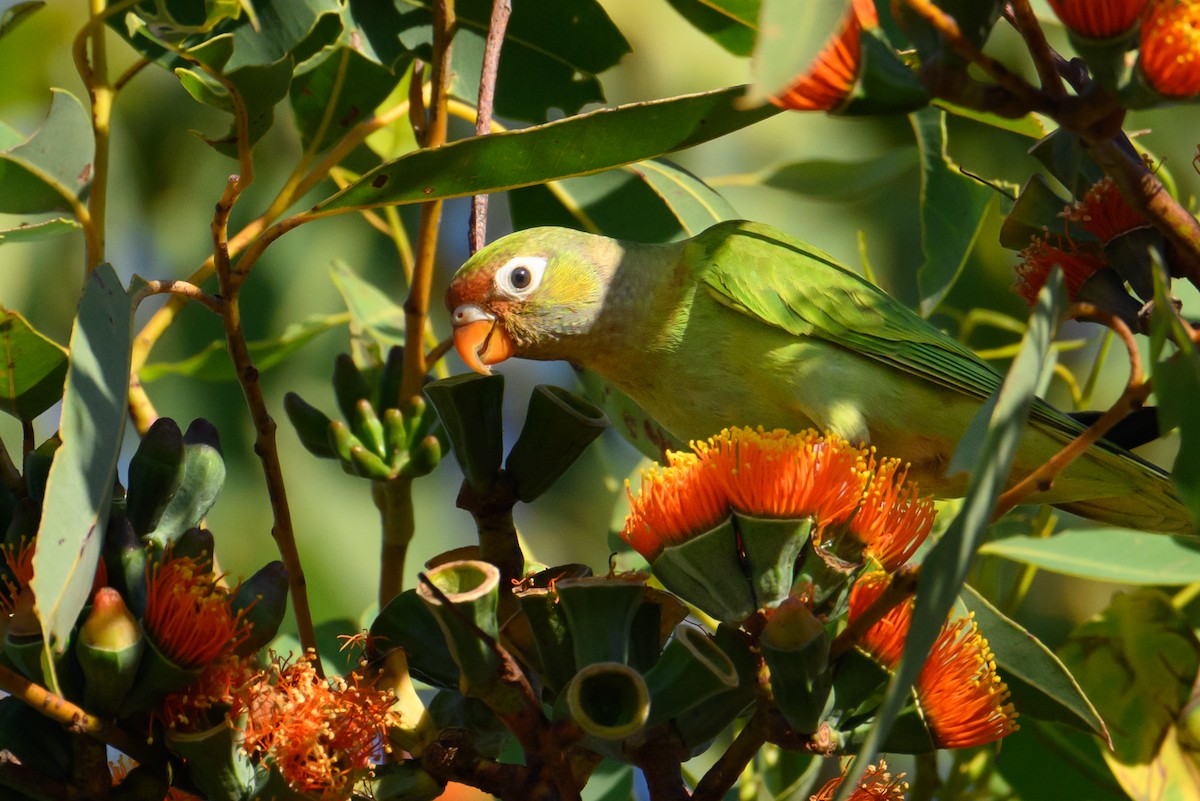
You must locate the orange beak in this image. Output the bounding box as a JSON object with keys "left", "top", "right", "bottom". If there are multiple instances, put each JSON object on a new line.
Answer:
{"left": 452, "top": 319, "right": 515, "bottom": 375}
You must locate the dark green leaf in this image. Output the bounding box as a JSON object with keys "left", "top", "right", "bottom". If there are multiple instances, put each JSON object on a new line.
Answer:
{"left": 140, "top": 313, "right": 348, "bottom": 382}
{"left": 1152, "top": 269, "right": 1200, "bottom": 525}
{"left": 982, "top": 529, "right": 1200, "bottom": 584}
{"left": 912, "top": 106, "right": 995, "bottom": 316}
{"left": 0, "top": 0, "right": 43, "bottom": 40}
{"left": 581, "top": 759, "right": 637, "bottom": 801}
{"left": 0, "top": 89, "right": 93, "bottom": 214}
{"left": 628, "top": 160, "right": 739, "bottom": 236}
{"left": 758, "top": 147, "right": 917, "bottom": 200}
{"left": 329, "top": 262, "right": 405, "bottom": 348}
{"left": 130, "top": 0, "right": 243, "bottom": 34}
{"left": 31, "top": 265, "right": 131, "bottom": 686}
{"left": 289, "top": 46, "right": 404, "bottom": 153}
{"left": 175, "top": 52, "right": 295, "bottom": 155}
{"left": 398, "top": 0, "right": 630, "bottom": 122}
{"left": 961, "top": 585, "right": 1107, "bottom": 738}
{"left": 315, "top": 86, "right": 780, "bottom": 214}
{"left": 842, "top": 271, "right": 1065, "bottom": 796}
{"left": 0, "top": 308, "right": 67, "bottom": 422}
{"left": 999, "top": 174, "right": 1070, "bottom": 250}
{"left": 0, "top": 217, "right": 82, "bottom": 243}
{"left": 223, "top": 0, "right": 341, "bottom": 71}
{"left": 1028, "top": 129, "right": 1106, "bottom": 200}
{"left": 1058, "top": 589, "right": 1200, "bottom": 764}
{"left": 663, "top": 0, "right": 758, "bottom": 57}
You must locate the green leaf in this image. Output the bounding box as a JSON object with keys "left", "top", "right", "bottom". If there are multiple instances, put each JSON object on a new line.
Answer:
{"left": 628, "top": 160, "right": 739, "bottom": 236}
{"left": 140, "top": 312, "right": 348, "bottom": 382}
{"left": 961, "top": 585, "right": 1107, "bottom": 738}
{"left": 842, "top": 270, "right": 1065, "bottom": 795}
{"left": 175, "top": 51, "right": 295, "bottom": 156}
{"left": 663, "top": 0, "right": 758, "bottom": 57}
{"left": 911, "top": 106, "right": 995, "bottom": 316}
{"left": 756, "top": 147, "right": 917, "bottom": 200}
{"left": 329, "top": 262, "right": 405, "bottom": 349}
{"left": 995, "top": 720, "right": 1128, "bottom": 801}
{"left": 1152, "top": 269, "right": 1200, "bottom": 525}
{"left": 998, "top": 174, "right": 1070, "bottom": 250}
{"left": 288, "top": 46, "right": 404, "bottom": 153}
{"left": 1058, "top": 589, "right": 1200, "bottom": 764}
{"left": 0, "top": 89, "right": 93, "bottom": 214}
{"left": 315, "top": 85, "right": 780, "bottom": 214}
{"left": 31, "top": 265, "right": 132, "bottom": 689}
{"left": 982, "top": 528, "right": 1200, "bottom": 584}
{"left": 745, "top": 1, "right": 843, "bottom": 106}
{"left": 397, "top": 0, "right": 630, "bottom": 122}
{"left": 937, "top": 101, "right": 1047, "bottom": 139}
{"left": 581, "top": 759, "right": 637, "bottom": 801}
{"left": 0, "top": 1, "right": 43, "bottom": 40}
{"left": 0, "top": 217, "right": 82, "bottom": 243}
{"left": 222, "top": 0, "right": 341, "bottom": 72}
{"left": 0, "top": 308, "right": 68, "bottom": 422}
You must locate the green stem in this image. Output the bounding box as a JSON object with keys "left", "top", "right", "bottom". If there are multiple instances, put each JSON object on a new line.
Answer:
{"left": 374, "top": 477, "right": 415, "bottom": 609}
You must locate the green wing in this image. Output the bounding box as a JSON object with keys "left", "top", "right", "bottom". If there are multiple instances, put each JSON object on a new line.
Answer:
{"left": 693, "top": 219, "right": 1086, "bottom": 440}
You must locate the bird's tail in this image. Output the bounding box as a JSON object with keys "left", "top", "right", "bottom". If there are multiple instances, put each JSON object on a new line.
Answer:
{"left": 1050, "top": 447, "right": 1193, "bottom": 534}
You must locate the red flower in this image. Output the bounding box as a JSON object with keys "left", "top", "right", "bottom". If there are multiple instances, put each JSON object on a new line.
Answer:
{"left": 1140, "top": 0, "right": 1200, "bottom": 96}
{"left": 1048, "top": 0, "right": 1149, "bottom": 38}
{"left": 1064, "top": 176, "right": 1149, "bottom": 244}
{"left": 810, "top": 759, "right": 908, "bottom": 800}
{"left": 240, "top": 653, "right": 400, "bottom": 801}
{"left": 771, "top": 0, "right": 879, "bottom": 111}
{"left": 144, "top": 554, "right": 248, "bottom": 669}
{"left": 846, "top": 459, "right": 935, "bottom": 570}
{"left": 848, "top": 571, "right": 913, "bottom": 668}
{"left": 1012, "top": 237, "right": 1106, "bottom": 305}
{"left": 0, "top": 539, "right": 35, "bottom": 616}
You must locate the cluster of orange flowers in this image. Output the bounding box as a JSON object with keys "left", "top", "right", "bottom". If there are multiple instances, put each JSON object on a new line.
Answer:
{"left": 621, "top": 426, "right": 935, "bottom": 570}
{"left": 145, "top": 553, "right": 251, "bottom": 669}
{"left": 811, "top": 759, "right": 909, "bottom": 801}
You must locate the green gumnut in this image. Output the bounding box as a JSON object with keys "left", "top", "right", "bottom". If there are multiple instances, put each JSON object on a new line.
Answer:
{"left": 333, "top": 353, "right": 372, "bottom": 424}
{"left": 230, "top": 561, "right": 289, "bottom": 657}
{"left": 404, "top": 435, "right": 442, "bottom": 478}
{"left": 77, "top": 588, "right": 145, "bottom": 717}
{"left": 505, "top": 385, "right": 607, "bottom": 503}
{"left": 144, "top": 420, "right": 225, "bottom": 550}
{"left": 170, "top": 527, "right": 215, "bottom": 566}
{"left": 125, "top": 417, "right": 186, "bottom": 537}
{"left": 370, "top": 589, "right": 460, "bottom": 690}
{"left": 23, "top": 434, "right": 60, "bottom": 505}
{"left": 416, "top": 560, "right": 503, "bottom": 695}
{"left": 378, "top": 345, "right": 405, "bottom": 412}
{"left": 423, "top": 374, "right": 504, "bottom": 493}
{"left": 166, "top": 715, "right": 270, "bottom": 801}
{"left": 351, "top": 444, "right": 394, "bottom": 480}
{"left": 554, "top": 576, "right": 645, "bottom": 667}
{"left": 353, "top": 398, "right": 388, "bottom": 459}
{"left": 642, "top": 624, "right": 739, "bottom": 729}
{"left": 560, "top": 662, "right": 649, "bottom": 741}
{"left": 383, "top": 408, "right": 408, "bottom": 468}
{"left": 760, "top": 599, "right": 832, "bottom": 733}
{"left": 283, "top": 392, "right": 338, "bottom": 459}
{"left": 103, "top": 515, "right": 148, "bottom": 617}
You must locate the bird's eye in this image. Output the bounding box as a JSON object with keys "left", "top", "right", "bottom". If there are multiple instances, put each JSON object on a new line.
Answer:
{"left": 495, "top": 256, "right": 547, "bottom": 298}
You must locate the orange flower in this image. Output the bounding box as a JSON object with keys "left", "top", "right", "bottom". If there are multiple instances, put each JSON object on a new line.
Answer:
{"left": 1140, "top": 0, "right": 1200, "bottom": 96}
{"left": 846, "top": 459, "right": 935, "bottom": 570}
{"left": 772, "top": 0, "right": 879, "bottom": 111}
{"left": 848, "top": 571, "right": 912, "bottom": 668}
{"left": 144, "top": 554, "right": 248, "bottom": 669}
{"left": 1048, "top": 0, "right": 1149, "bottom": 38}
{"left": 916, "top": 615, "right": 1018, "bottom": 748}
{"left": 810, "top": 759, "right": 908, "bottom": 801}
{"left": 159, "top": 652, "right": 259, "bottom": 732}
{"left": 0, "top": 539, "right": 35, "bottom": 616}
{"left": 240, "top": 653, "right": 400, "bottom": 801}
{"left": 1064, "top": 176, "right": 1148, "bottom": 244}
{"left": 1012, "top": 237, "right": 1106, "bottom": 305}
{"left": 621, "top": 451, "right": 728, "bottom": 559}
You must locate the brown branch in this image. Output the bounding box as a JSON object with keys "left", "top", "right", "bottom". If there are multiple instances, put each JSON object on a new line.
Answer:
{"left": 692, "top": 709, "right": 770, "bottom": 801}
{"left": 399, "top": 0, "right": 456, "bottom": 405}
{"left": 829, "top": 566, "right": 921, "bottom": 661}
{"left": 628, "top": 730, "right": 690, "bottom": 801}
{"left": 211, "top": 180, "right": 319, "bottom": 666}
{"left": 992, "top": 304, "right": 1150, "bottom": 519}
{"left": 131, "top": 280, "right": 223, "bottom": 315}
{"left": 0, "top": 663, "right": 153, "bottom": 764}
{"left": 469, "top": 0, "right": 512, "bottom": 253}
{"left": 1004, "top": 0, "right": 1065, "bottom": 96}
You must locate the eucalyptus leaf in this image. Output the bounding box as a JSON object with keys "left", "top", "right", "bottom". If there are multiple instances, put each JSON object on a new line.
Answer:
{"left": 841, "top": 270, "right": 1065, "bottom": 796}
{"left": 315, "top": 86, "right": 780, "bottom": 214}
{"left": 581, "top": 759, "right": 637, "bottom": 801}
{"left": 0, "top": 0, "right": 42, "bottom": 40}
{"left": 961, "top": 585, "right": 1106, "bottom": 739}
{"left": 0, "top": 308, "right": 68, "bottom": 422}
{"left": 31, "top": 265, "right": 131, "bottom": 688}
{"left": 911, "top": 106, "right": 994, "bottom": 317}
{"left": 0, "top": 89, "right": 93, "bottom": 215}
{"left": 757, "top": 147, "right": 917, "bottom": 200}
{"left": 0, "top": 217, "right": 81, "bottom": 243}
{"left": 140, "top": 312, "right": 348, "bottom": 382}
{"left": 745, "top": 1, "right": 843, "bottom": 107}
{"left": 329, "top": 262, "right": 406, "bottom": 349}
{"left": 175, "top": 54, "right": 295, "bottom": 156}
{"left": 995, "top": 720, "right": 1128, "bottom": 801}
{"left": 289, "top": 46, "right": 404, "bottom": 153}
{"left": 1151, "top": 269, "right": 1200, "bottom": 526}
{"left": 982, "top": 528, "right": 1200, "bottom": 585}
{"left": 663, "top": 0, "right": 758, "bottom": 57}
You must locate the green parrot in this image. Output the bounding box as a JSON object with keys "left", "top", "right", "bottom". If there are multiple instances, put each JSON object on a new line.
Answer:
{"left": 446, "top": 219, "right": 1191, "bottom": 534}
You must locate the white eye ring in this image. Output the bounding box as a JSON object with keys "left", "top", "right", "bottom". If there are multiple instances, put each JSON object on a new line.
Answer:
{"left": 494, "top": 256, "right": 547, "bottom": 299}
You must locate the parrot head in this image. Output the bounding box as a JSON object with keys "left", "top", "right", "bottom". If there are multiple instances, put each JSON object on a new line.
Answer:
{"left": 445, "top": 227, "right": 619, "bottom": 374}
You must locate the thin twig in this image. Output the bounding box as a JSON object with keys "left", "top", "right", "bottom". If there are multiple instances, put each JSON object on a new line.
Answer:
{"left": 1004, "top": 0, "right": 1065, "bottom": 96}
{"left": 469, "top": 0, "right": 512, "bottom": 253}
{"left": 131, "top": 280, "right": 223, "bottom": 314}
{"left": 692, "top": 709, "right": 770, "bottom": 801}
{"left": 992, "top": 304, "right": 1150, "bottom": 519}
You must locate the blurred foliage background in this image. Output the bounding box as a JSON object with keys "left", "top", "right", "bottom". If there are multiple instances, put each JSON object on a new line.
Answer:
{"left": 0, "top": 0, "right": 1196, "bottom": 649}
